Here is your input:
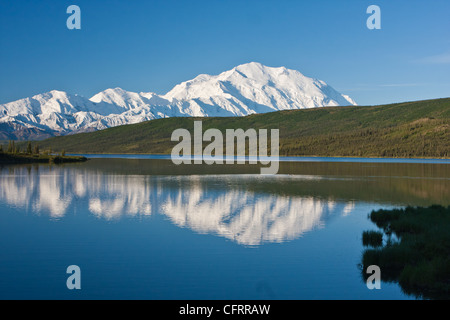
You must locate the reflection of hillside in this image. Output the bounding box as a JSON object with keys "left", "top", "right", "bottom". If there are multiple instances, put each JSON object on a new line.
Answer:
{"left": 59, "top": 159, "right": 450, "bottom": 205}
{"left": 243, "top": 176, "right": 450, "bottom": 207}
{"left": 0, "top": 159, "right": 448, "bottom": 243}
{"left": 0, "top": 165, "right": 356, "bottom": 245}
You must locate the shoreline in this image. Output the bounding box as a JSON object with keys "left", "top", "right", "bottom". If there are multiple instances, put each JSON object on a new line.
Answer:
{"left": 0, "top": 153, "right": 88, "bottom": 164}
{"left": 67, "top": 153, "right": 450, "bottom": 164}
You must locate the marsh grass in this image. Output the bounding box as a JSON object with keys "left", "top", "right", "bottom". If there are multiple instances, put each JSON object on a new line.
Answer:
{"left": 361, "top": 205, "right": 450, "bottom": 299}
{"left": 362, "top": 230, "right": 383, "bottom": 247}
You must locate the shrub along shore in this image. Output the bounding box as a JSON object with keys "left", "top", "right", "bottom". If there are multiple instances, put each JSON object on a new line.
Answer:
{"left": 0, "top": 141, "right": 87, "bottom": 164}
{"left": 361, "top": 205, "right": 450, "bottom": 300}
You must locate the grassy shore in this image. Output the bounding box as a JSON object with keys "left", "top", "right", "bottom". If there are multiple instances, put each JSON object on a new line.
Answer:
{"left": 361, "top": 205, "right": 450, "bottom": 299}
{"left": 0, "top": 152, "right": 88, "bottom": 164}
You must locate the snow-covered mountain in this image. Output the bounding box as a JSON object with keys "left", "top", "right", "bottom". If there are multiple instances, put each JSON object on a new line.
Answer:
{"left": 0, "top": 62, "right": 356, "bottom": 140}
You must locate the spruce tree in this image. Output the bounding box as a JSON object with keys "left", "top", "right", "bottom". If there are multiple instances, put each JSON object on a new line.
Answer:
{"left": 27, "top": 141, "right": 32, "bottom": 154}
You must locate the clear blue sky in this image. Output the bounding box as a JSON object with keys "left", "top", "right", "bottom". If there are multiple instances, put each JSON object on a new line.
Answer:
{"left": 1, "top": 0, "right": 449, "bottom": 105}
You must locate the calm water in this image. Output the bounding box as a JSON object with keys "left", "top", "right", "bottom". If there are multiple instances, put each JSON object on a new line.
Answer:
{"left": 0, "top": 157, "right": 449, "bottom": 299}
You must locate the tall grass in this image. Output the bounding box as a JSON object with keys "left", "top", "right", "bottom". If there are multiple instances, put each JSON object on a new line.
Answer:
{"left": 361, "top": 205, "right": 450, "bottom": 299}
{"left": 362, "top": 230, "right": 383, "bottom": 247}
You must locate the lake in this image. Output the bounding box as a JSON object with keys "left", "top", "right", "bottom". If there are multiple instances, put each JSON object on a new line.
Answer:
{"left": 0, "top": 156, "right": 449, "bottom": 299}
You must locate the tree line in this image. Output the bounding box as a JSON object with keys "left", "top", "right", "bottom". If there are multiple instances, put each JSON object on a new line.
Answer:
{"left": 0, "top": 141, "right": 66, "bottom": 157}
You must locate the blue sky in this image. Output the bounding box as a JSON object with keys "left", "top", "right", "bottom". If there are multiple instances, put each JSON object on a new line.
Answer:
{"left": 1, "top": 0, "right": 449, "bottom": 105}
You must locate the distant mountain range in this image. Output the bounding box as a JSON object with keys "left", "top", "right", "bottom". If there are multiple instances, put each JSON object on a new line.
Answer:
{"left": 35, "top": 97, "right": 450, "bottom": 159}
{"left": 0, "top": 62, "right": 356, "bottom": 140}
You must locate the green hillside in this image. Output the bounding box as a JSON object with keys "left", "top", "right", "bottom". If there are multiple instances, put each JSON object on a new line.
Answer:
{"left": 35, "top": 97, "right": 450, "bottom": 158}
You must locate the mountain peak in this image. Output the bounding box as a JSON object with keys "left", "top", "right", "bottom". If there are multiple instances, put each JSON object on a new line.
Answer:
{"left": 0, "top": 63, "right": 356, "bottom": 140}
{"left": 36, "top": 90, "right": 70, "bottom": 100}
{"left": 234, "top": 62, "right": 291, "bottom": 75}
{"left": 48, "top": 89, "right": 67, "bottom": 95}
{"left": 166, "top": 62, "right": 356, "bottom": 110}
{"left": 90, "top": 87, "right": 135, "bottom": 104}
{"left": 235, "top": 61, "right": 264, "bottom": 70}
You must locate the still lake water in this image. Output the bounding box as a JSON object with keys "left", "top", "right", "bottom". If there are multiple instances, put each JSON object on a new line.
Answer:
{"left": 0, "top": 156, "right": 449, "bottom": 299}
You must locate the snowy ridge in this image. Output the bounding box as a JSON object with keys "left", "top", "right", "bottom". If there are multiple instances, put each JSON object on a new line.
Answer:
{"left": 0, "top": 62, "right": 356, "bottom": 140}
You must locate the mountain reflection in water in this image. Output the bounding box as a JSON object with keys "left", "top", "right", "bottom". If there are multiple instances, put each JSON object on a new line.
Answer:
{"left": 0, "top": 165, "right": 357, "bottom": 246}
{"left": 0, "top": 158, "right": 448, "bottom": 246}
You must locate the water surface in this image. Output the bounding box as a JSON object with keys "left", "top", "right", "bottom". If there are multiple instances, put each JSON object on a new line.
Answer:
{"left": 0, "top": 158, "right": 449, "bottom": 299}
